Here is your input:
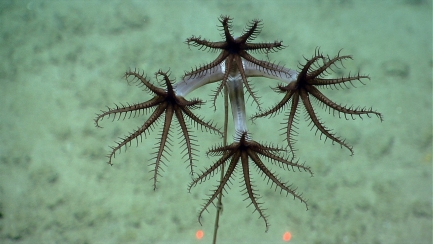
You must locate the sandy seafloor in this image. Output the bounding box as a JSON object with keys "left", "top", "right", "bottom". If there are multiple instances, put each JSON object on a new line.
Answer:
{"left": 0, "top": 0, "right": 432, "bottom": 243}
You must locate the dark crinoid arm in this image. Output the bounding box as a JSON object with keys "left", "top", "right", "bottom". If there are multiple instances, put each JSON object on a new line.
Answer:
{"left": 253, "top": 49, "right": 383, "bottom": 155}
{"left": 95, "top": 70, "right": 221, "bottom": 190}
{"left": 183, "top": 15, "right": 286, "bottom": 110}
{"left": 188, "top": 132, "right": 313, "bottom": 232}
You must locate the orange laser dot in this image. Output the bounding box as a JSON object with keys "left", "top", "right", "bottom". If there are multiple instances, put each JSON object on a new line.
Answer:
{"left": 195, "top": 230, "right": 204, "bottom": 240}
{"left": 283, "top": 231, "right": 292, "bottom": 242}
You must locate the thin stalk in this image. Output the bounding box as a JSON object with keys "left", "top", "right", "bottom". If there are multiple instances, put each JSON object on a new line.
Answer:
{"left": 212, "top": 86, "right": 228, "bottom": 244}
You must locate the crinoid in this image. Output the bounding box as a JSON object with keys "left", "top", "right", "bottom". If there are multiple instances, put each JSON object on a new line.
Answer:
{"left": 95, "top": 14, "right": 382, "bottom": 240}
{"left": 252, "top": 49, "right": 384, "bottom": 156}
{"left": 182, "top": 15, "right": 289, "bottom": 109}
{"left": 95, "top": 70, "right": 221, "bottom": 189}
{"left": 188, "top": 132, "right": 313, "bottom": 232}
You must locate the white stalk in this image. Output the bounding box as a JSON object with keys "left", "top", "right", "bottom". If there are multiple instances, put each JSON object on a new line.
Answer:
{"left": 174, "top": 65, "right": 224, "bottom": 97}
{"left": 243, "top": 59, "right": 299, "bottom": 85}
{"left": 226, "top": 74, "right": 249, "bottom": 141}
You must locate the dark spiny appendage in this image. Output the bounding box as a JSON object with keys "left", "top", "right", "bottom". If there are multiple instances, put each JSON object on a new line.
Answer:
{"left": 254, "top": 48, "right": 383, "bottom": 156}
{"left": 184, "top": 15, "right": 286, "bottom": 110}
{"left": 188, "top": 132, "right": 313, "bottom": 232}
{"left": 95, "top": 70, "right": 221, "bottom": 190}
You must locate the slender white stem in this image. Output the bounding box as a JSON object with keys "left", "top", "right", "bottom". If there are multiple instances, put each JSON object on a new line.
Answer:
{"left": 243, "top": 60, "right": 299, "bottom": 85}
{"left": 174, "top": 65, "right": 224, "bottom": 97}
{"left": 226, "top": 74, "right": 249, "bottom": 141}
